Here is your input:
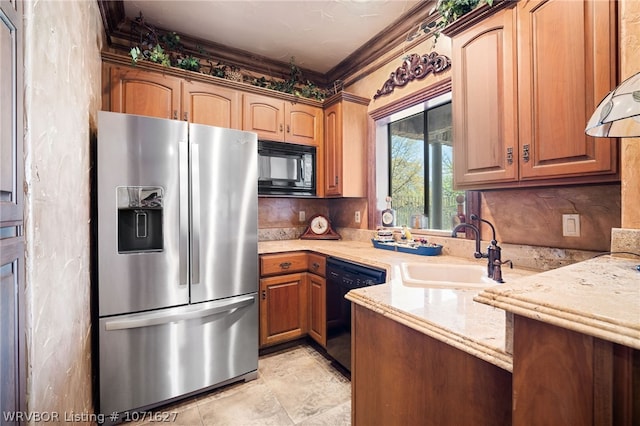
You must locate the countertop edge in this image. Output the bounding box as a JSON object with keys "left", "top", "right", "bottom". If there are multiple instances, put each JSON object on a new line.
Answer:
{"left": 347, "top": 289, "right": 513, "bottom": 372}
{"left": 474, "top": 293, "right": 640, "bottom": 350}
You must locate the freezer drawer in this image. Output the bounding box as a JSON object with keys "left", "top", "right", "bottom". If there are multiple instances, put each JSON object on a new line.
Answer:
{"left": 98, "top": 294, "right": 258, "bottom": 414}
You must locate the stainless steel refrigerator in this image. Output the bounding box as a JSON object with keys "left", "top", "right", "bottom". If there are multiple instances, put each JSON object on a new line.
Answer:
{"left": 95, "top": 111, "right": 258, "bottom": 415}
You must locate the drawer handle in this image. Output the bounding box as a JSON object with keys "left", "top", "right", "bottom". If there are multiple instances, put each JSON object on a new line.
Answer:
{"left": 312, "top": 262, "right": 320, "bottom": 270}
{"left": 279, "top": 262, "right": 292, "bottom": 270}
{"left": 261, "top": 290, "right": 266, "bottom": 300}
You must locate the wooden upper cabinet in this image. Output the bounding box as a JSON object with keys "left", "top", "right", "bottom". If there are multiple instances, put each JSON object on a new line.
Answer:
{"left": 324, "top": 102, "right": 342, "bottom": 196}
{"left": 287, "top": 103, "right": 323, "bottom": 146}
{"left": 450, "top": 0, "right": 618, "bottom": 189}
{"left": 107, "top": 65, "right": 242, "bottom": 128}
{"left": 183, "top": 80, "right": 241, "bottom": 129}
{"left": 323, "top": 92, "right": 369, "bottom": 197}
{"left": 242, "top": 93, "right": 285, "bottom": 140}
{"left": 452, "top": 5, "right": 518, "bottom": 187}
{"left": 242, "top": 93, "right": 322, "bottom": 145}
{"left": 517, "top": 0, "right": 617, "bottom": 181}
{"left": 108, "top": 66, "right": 181, "bottom": 120}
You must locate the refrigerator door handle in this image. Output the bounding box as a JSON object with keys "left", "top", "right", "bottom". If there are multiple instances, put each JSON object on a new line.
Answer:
{"left": 179, "top": 140, "right": 189, "bottom": 287}
{"left": 191, "top": 142, "right": 201, "bottom": 286}
{"left": 104, "top": 295, "right": 256, "bottom": 331}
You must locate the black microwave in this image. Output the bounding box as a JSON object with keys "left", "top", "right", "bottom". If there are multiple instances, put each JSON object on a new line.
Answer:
{"left": 258, "top": 141, "right": 316, "bottom": 196}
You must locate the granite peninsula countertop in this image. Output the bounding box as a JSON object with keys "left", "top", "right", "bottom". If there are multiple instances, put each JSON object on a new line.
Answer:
{"left": 259, "top": 239, "right": 536, "bottom": 371}
{"left": 475, "top": 256, "right": 640, "bottom": 350}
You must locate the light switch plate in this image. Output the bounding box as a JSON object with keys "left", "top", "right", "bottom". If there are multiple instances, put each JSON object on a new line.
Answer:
{"left": 562, "top": 214, "right": 580, "bottom": 237}
{"left": 299, "top": 211, "right": 305, "bottom": 222}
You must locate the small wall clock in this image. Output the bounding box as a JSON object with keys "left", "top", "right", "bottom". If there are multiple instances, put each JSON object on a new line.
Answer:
{"left": 300, "top": 214, "right": 341, "bottom": 240}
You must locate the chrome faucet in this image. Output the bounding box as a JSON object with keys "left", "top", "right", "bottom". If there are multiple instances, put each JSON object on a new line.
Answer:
{"left": 451, "top": 215, "right": 512, "bottom": 283}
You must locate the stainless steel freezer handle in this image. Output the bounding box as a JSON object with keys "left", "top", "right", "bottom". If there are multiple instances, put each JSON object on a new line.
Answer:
{"left": 191, "top": 143, "right": 201, "bottom": 286}
{"left": 179, "top": 141, "right": 189, "bottom": 287}
{"left": 104, "top": 295, "right": 256, "bottom": 331}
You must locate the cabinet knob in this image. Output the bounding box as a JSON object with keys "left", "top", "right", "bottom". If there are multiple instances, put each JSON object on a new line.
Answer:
{"left": 173, "top": 110, "right": 178, "bottom": 120}
{"left": 522, "top": 144, "right": 530, "bottom": 163}
{"left": 261, "top": 290, "right": 266, "bottom": 300}
{"left": 279, "top": 124, "right": 283, "bottom": 132}
{"left": 312, "top": 262, "right": 320, "bottom": 270}
{"left": 183, "top": 112, "right": 188, "bottom": 121}
{"left": 279, "top": 261, "right": 292, "bottom": 270}
{"left": 286, "top": 124, "right": 290, "bottom": 133}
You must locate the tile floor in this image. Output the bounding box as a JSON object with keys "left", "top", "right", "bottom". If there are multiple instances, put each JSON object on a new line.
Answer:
{"left": 127, "top": 343, "right": 352, "bottom": 426}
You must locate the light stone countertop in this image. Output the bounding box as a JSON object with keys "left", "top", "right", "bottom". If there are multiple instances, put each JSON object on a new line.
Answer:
{"left": 259, "top": 239, "right": 536, "bottom": 372}
{"left": 259, "top": 240, "right": 640, "bottom": 370}
{"left": 474, "top": 256, "right": 640, "bottom": 350}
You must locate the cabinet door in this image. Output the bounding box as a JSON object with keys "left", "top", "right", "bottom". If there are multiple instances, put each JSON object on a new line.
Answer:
{"left": 517, "top": 0, "right": 617, "bottom": 180}
{"left": 324, "top": 102, "right": 342, "bottom": 196}
{"left": 109, "top": 66, "right": 182, "bottom": 120}
{"left": 259, "top": 273, "right": 308, "bottom": 347}
{"left": 0, "top": 0, "right": 23, "bottom": 224}
{"left": 0, "top": 236, "right": 25, "bottom": 419}
{"left": 183, "top": 80, "right": 241, "bottom": 128}
{"left": 242, "top": 93, "right": 285, "bottom": 140}
{"left": 452, "top": 5, "right": 518, "bottom": 188}
{"left": 308, "top": 273, "right": 326, "bottom": 347}
{"left": 286, "top": 103, "right": 323, "bottom": 146}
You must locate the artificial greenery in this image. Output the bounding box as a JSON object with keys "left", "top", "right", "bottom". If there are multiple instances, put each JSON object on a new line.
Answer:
{"left": 247, "top": 58, "right": 326, "bottom": 101}
{"left": 128, "top": 12, "right": 327, "bottom": 101}
{"left": 432, "top": 0, "right": 494, "bottom": 44}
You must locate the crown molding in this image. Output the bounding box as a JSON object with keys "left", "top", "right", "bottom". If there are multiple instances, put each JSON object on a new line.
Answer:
{"left": 97, "top": 0, "right": 440, "bottom": 89}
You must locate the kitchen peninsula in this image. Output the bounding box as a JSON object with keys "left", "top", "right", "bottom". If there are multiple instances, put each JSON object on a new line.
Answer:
{"left": 258, "top": 239, "right": 639, "bottom": 425}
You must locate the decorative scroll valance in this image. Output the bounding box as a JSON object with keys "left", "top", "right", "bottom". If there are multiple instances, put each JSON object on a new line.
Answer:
{"left": 373, "top": 52, "right": 451, "bottom": 99}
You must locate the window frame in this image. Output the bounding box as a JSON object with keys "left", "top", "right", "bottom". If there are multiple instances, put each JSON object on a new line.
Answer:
{"left": 367, "top": 78, "right": 479, "bottom": 235}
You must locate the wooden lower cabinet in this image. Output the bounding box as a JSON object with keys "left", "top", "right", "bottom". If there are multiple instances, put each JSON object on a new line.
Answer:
{"left": 307, "top": 273, "right": 326, "bottom": 347}
{"left": 259, "top": 252, "right": 327, "bottom": 349}
{"left": 259, "top": 273, "right": 308, "bottom": 347}
{"left": 352, "top": 304, "right": 512, "bottom": 426}
{"left": 513, "top": 315, "right": 639, "bottom": 425}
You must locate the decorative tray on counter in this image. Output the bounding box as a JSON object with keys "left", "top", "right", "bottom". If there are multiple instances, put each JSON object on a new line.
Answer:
{"left": 371, "top": 239, "right": 443, "bottom": 256}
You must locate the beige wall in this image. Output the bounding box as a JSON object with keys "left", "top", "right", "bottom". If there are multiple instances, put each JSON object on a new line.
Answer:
{"left": 23, "top": 0, "right": 103, "bottom": 418}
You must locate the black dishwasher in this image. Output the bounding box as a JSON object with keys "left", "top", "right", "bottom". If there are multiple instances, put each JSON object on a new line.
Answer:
{"left": 325, "top": 257, "right": 387, "bottom": 372}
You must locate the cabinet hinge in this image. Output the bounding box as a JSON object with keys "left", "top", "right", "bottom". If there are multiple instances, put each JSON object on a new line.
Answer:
{"left": 522, "top": 144, "right": 530, "bottom": 163}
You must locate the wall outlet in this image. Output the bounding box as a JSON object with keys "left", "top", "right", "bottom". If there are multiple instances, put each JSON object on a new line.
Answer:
{"left": 562, "top": 214, "right": 580, "bottom": 237}
{"left": 299, "top": 211, "right": 305, "bottom": 222}
{"left": 355, "top": 211, "right": 361, "bottom": 223}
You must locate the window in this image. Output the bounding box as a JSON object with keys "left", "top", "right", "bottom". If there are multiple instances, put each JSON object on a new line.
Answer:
{"left": 376, "top": 92, "right": 464, "bottom": 231}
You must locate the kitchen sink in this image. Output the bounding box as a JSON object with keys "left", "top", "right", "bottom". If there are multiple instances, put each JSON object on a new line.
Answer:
{"left": 399, "top": 262, "right": 495, "bottom": 289}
